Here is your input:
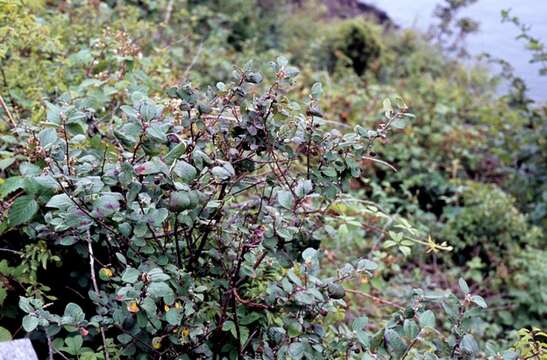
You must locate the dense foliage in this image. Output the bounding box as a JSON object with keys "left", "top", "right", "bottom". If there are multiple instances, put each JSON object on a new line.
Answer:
{"left": 0, "top": 0, "right": 545, "bottom": 359}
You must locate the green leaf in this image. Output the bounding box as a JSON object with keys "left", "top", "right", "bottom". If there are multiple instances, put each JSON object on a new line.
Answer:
{"left": 165, "top": 308, "right": 181, "bottom": 326}
{"left": 134, "top": 158, "right": 169, "bottom": 175}
{"left": 38, "top": 127, "right": 58, "bottom": 147}
{"left": 0, "top": 158, "right": 15, "bottom": 171}
{"left": 0, "top": 176, "right": 25, "bottom": 200}
{"left": 239, "top": 312, "right": 262, "bottom": 325}
{"left": 117, "top": 334, "right": 133, "bottom": 345}
{"left": 148, "top": 268, "right": 170, "bottom": 282}
{"left": 418, "top": 310, "right": 435, "bottom": 328}
{"left": 391, "top": 118, "right": 407, "bottom": 129}
{"left": 148, "top": 282, "right": 174, "bottom": 300}
{"left": 295, "top": 179, "right": 313, "bottom": 197}
{"left": 403, "top": 319, "right": 419, "bottom": 339}
{"left": 64, "top": 335, "right": 83, "bottom": 355}
{"left": 164, "top": 142, "right": 187, "bottom": 165}
{"left": 140, "top": 297, "right": 157, "bottom": 316}
{"left": 121, "top": 268, "right": 140, "bottom": 283}
{"left": 19, "top": 162, "right": 41, "bottom": 176}
{"left": 92, "top": 193, "right": 121, "bottom": 218}
{"left": 211, "top": 162, "right": 235, "bottom": 180}
{"left": 295, "top": 291, "right": 315, "bottom": 305}
{"left": 8, "top": 195, "right": 38, "bottom": 226}
{"left": 399, "top": 245, "right": 411, "bottom": 257}
{"left": 383, "top": 98, "right": 392, "bottom": 116}
{"left": 321, "top": 166, "right": 337, "bottom": 177}
{"left": 45, "top": 101, "right": 61, "bottom": 124}
{"left": 277, "top": 190, "right": 294, "bottom": 210}
{"left": 302, "top": 248, "right": 317, "bottom": 262}
{"left": 311, "top": 82, "right": 323, "bottom": 99}
{"left": 80, "top": 352, "right": 98, "bottom": 360}
{"left": 64, "top": 303, "right": 85, "bottom": 323}
{"left": 19, "top": 297, "right": 33, "bottom": 313}
{"left": 239, "top": 326, "right": 250, "bottom": 346}
{"left": 192, "top": 149, "right": 213, "bottom": 169}
{"left": 0, "top": 287, "right": 6, "bottom": 305}
{"left": 146, "top": 124, "right": 167, "bottom": 142}
{"left": 352, "top": 316, "right": 368, "bottom": 332}
{"left": 139, "top": 102, "right": 162, "bottom": 121}
{"left": 470, "top": 295, "right": 487, "bottom": 308}
{"left": 0, "top": 326, "right": 12, "bottom": 341}
{"left": 172, "top": 161, "right": 197, "bottom": 183}
{"left": 352, "top": 316, "right": 370, "bottom": 347}
{"left": 46, "top": 194, "right": 73, "bottom": 209}
{"left": 33, "top": 176, "right": 60, "bottom": 191}
{"left": 458, "top": 278, "right": 470, "bottom": 295}
{"left": 356, "top": 329, "right": 370, "bottom": 348}
{"left": 22, "top": 315, "right": 39, "bottom": 332}
{"left": 288, "top": 341, "right": 305, "bottom": 358}
{"left": 460, "top": 334, "right": 479, "bottom": 355}
{"left": 357, "top": 259, "right": 378, "bottom": 271}
{"left": 121, "top": 105, "right": 139, "bottom": 118}
{"left": 222, "top": 320, "right": 235, "bottom": 333}
{"left": 287, "top": 269, "right": 302, "bottom": 286}
{"left": 384, "top": 329, "right": 407, "bottom": 356}
{"left": 287, "top": 320, "right": 302, "bottom": 337}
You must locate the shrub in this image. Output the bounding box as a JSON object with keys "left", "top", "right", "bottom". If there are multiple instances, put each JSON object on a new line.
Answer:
{"left": 504, "top": 247, "right": 547, "bottom": 328}
{"left": 440, "top": 182, "right": 545, "bottom": 330}
{"left": 0, "top": 55, "right": 495, "bottom": 358}
{"left": 441, "top": 181, "right": 539, "bottom": 257}
{"left": 1, "top": 0, "right": 546, "bottom": 357}
{"left": 322, "top": 19, "right": 382, "bottom": 76}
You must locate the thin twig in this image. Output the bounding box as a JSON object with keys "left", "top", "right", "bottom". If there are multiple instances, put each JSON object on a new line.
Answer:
{"left": 164, "top": 0, "right": 174, "bottom": 25}
{"left": 0, "top": 247, "right": 22, "bottom": 255}
{"left": 182, "top": 42, "right": 204, "bottom": 81}
{"left": 401, "top": 330, "right": 423, "bottom": 359}
{"left": 0, "top": 95, "right": 16, "bottom": 127}
{"left": 62, "top": 115, "right": 72, "bottom": 176}
{"left": 345, "top": 288, "right": 403, "bottom": 310}
{"left": 53, "top": 348, "right": 71, "bottom": 360}
{"left": 86, "top": 231, "right": 110, "bottom": 360}
{"left": 362, "top": 155, "right": 398, "bottom": 172}
{"left": 173, "top": 217, "right": 182, "bottom": 267}
{"left": 47, "top": 335, "right": 54, "bottom": 360}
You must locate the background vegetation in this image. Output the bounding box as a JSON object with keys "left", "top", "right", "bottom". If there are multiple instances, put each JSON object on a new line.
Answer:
{"left": 0, "top": 0, "right": 545, "bottom": 359}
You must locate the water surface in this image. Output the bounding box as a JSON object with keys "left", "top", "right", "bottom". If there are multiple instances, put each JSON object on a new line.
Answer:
{"left": 367, "top": 0, "right": 547, "bottom": 100}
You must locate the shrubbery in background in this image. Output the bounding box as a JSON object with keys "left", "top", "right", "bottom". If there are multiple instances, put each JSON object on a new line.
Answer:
{"left": 0, "top": 0, "right": 545, "bottom": 358}
{"left": 322, "top": 19, "right": 382, "bottom": 76}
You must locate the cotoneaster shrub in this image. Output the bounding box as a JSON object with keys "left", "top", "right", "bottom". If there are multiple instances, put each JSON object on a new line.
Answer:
{"left": 1, "top": 0, "right": 546, "bottom": 358}
{"left": 0, "top": 56, "right": 500, "bottom": 359}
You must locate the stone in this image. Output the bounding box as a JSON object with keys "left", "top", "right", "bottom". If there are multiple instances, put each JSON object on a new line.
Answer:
{"left": 0, "top": 339, "right": 38, "bottom": 360}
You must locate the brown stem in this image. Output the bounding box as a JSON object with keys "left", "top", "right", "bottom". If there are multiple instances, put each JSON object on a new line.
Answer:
{"left": 190, "top": 182, "right": 227, "bottom": 268}
{"left": 232, "top": 299, "right": 242, "bottom": 358}
{"left": 345, "top": 289, "right": 403, "bottom": 310}
{"left": 0, "top": 95, "right": 16, "bottom": 127}
{"left": 174, "top": 217, "right": 182, "bottom": 268}
{"left": 47, "top": 336, "right": 54, "bottom": 360}
{"left": 401, "top": 330, "right": 422, "bottom": 359}
{"left": 85, "top": 231, "right": 110, "bottom": 360}
{"left": 62, "top": 115, "right": 72, "bottom": 176}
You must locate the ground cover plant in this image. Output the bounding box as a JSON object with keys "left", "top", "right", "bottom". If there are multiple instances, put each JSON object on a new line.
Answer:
{"left": 0, "top": 0, "right": 545, "bottom": 359}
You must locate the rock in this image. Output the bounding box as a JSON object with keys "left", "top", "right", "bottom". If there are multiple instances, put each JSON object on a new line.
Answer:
{"left": 322, "top": 0, "right": 395, "bottom": 26}
{"left": 0, "top": 339, "right": 38, "bottom": 360}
